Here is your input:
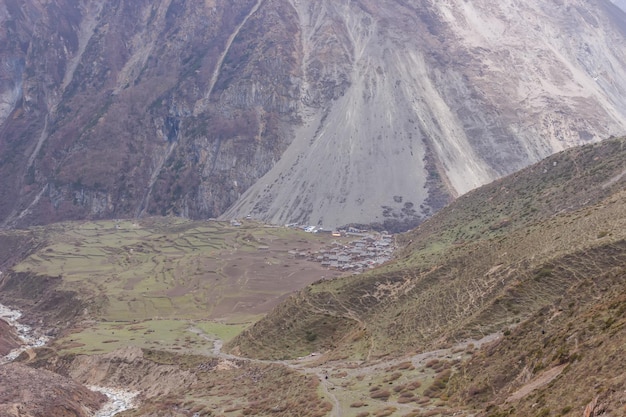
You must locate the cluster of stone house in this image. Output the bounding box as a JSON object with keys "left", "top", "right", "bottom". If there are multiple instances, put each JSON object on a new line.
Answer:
{"left": 310, "top": 233, "right": 394, "bottom": 273}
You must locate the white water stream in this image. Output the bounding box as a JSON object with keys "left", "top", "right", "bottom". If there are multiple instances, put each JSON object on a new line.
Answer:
{"left": 0, "top": 303, "right": 139, "bottom": 416}
{"left": 0, "top": 303, "right": 49, "bottom": 364}
{"left": 89, "top": 386, "right": 140, "bottom": 417}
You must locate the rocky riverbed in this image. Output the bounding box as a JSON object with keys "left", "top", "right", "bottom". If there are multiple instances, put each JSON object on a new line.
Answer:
{"left": 0, "top": 303, "right": 49, "bottom": 364}
{"left": 0, "top": 303, "right": 140, "bottom": 416}
{"left": 90, "top": 386, "right": 140, "bottom": 417}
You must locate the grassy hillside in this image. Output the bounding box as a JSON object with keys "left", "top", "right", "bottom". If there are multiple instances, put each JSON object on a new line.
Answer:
{"left": 0, "top": 219, "right": 356, "bottom": 416}
{"left": 229, "top": 137, "right": 626, "bottom": 361}
{"left": 448, "top": 257, "right": 626, "bottom": 416}
{"left": 4, "top": 137, "right": 626, "bottom": 417}
{"left": 0, "top": 218, "right": 344, "bottom": 355}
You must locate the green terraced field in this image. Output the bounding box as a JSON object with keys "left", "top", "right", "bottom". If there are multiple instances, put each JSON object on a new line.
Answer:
{"left": 8, "top": 218, "right": 345, "bottom": 353}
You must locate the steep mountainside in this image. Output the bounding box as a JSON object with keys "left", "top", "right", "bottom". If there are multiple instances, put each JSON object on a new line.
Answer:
{"left": 229, "top": 137, "right": 626, "bottom": 359}
{"left": 0, "top": 363, "right": 105, "bottom": 417}
{"left": 228, "top": 136, "right": 626, "bottom": 414}
{"left": 0, "top": 139, "right": 625, "bottom": 416}
{"left": 1, "top": 0, "right": 626, "bottom": 230}
{"left": 0, "top": 320, "right": 20, "bottom": 356}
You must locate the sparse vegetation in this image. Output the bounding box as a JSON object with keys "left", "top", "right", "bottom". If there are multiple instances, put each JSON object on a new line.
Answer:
{"left": 3, "top": 139, "right": 626, "bottom": 417}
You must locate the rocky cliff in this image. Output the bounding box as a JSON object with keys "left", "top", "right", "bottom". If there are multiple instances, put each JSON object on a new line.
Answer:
{"left": 0, "top": 320, "right": 20, "bottom": 356}
{"left": 0, "top": 363, "right": 106, "bottom": 417}
{"left": 1, "top": 0, "right": 625, "bottom": 230}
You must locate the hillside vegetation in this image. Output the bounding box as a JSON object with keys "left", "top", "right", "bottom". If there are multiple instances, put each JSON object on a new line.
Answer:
{"left": 229, "top": 137, "right": 626, "bottom": 361}
{"left": 0, "top": 219, "right": 343, "bottom": 355}
{"left": 3, "top": 137, "right": 626, "bottom": 417}
{"left": 225, "top": 137, "right": 626, "bottom": 415}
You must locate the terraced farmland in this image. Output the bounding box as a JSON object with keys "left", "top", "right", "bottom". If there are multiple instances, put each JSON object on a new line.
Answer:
{"left": 4, "top": 218, "right": 346, "bottom": 354}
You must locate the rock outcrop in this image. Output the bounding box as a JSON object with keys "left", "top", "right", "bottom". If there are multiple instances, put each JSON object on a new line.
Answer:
{"left": 0, "top": 319, "right": 20, "bottom": 356}
{"left": 0, "top": 0, "right": 625, "bottom": 230}
{"left": 0, "top": 363, "right": 106, "bottom": 417}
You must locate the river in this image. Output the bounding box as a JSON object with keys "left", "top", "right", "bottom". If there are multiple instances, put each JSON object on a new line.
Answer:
{"left": 0, "top": 303, "right": 139, "bottom": 416}
{"left": 0, "top": 303, "right": 49, "bottom": 364}
{"left": 90, "top": 386, "right": 140, "bottom": 417}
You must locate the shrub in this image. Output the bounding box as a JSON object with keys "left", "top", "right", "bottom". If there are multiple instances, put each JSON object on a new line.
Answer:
{"left": 393, "top": 384, "right": 406, "bottom": 393}
{"left": 374, "top": 407, "right": 397, "bottom": 417}
{"left": 383, "top": 372, "right": 402, "bottom": 382}
{"left": 535, "top": 267, "right": 554, "bottom": 279}
{"left": 370, "top": 389, "right": 391, "bottom": 400}
{"left": 395, "top": 361, "right": 414, "bottom": 370}
{"left": 536, "top": 408, "right": 551, "bottom": 417}
{"left": 425, "top": 359, "right": 440, "bottom": 368}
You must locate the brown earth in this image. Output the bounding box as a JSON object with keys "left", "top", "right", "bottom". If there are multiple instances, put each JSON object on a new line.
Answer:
{"left": 0, "top": 319, "right": 21, "bottom": 356}
{"left": 0, "top": 362, "right": 106, "bottom": 417}
{"left": 0, "top": 271, "right": 93, "bottom": 331}
{"left": 29, "top": 346, "right": 331, "bottom": 417}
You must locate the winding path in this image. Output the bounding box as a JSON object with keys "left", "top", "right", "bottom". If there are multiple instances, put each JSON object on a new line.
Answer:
{"left": 189, "top": 324, "right": 502, "bottom": 417}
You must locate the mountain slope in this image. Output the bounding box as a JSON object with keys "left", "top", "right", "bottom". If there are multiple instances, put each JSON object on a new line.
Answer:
{"left": 448, "top": 262, "right": 626, "bottom": 416}
{"left": 0, "top": 363, "right": 105, "bottom": 417}
{"left": 0, "top": 0, "right": 303, "bottom": 227}
{"left": 222, "top": 0, "right": 626, "bottom": 229}
{"left": 0, "top": 320, "right": 21, "bottom": 356}
{"left": 0, "top": 139, "right": 625, "bottom": 415}
{"left": 1, "top": 1, "right": 626, "bottom": 230}
{"left": 228, "top": 137, "right": 626, "bottom": 360}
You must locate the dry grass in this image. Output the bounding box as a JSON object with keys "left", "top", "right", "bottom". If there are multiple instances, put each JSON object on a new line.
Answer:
{"left": 231, "top": 138, "right": 626, "bottom": 361}
{"left": 448, "top": 263, "right": 626, "bottom": 416}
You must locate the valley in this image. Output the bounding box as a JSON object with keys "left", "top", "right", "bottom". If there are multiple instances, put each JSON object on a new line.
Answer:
{"left": 1, "top": 0, "right": 626, "bottom": 415}
{"left": 0, "top": 138, "right": 625, "bottom": 416}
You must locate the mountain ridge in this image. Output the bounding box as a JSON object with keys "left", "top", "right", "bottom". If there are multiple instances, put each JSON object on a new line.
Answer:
{"left": 1, "top": 0, "right": 626, "bottom": 230}
{"left": 228, "top": 136, "right": 626, "bottom": 360}
{"left": 0, "top": 137, "right": 625, "bottom": 416}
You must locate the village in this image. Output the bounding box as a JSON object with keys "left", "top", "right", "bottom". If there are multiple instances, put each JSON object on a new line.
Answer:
{"left": 228, "top": 219, "right": 396, "bottom": 274}
{"left": 289, "top": 226, "right": 395, "bottom": 274}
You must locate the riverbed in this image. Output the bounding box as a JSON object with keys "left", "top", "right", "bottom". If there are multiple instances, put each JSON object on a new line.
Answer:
{"left": 1, "top": 303, "right": 140, "bottom": 416}
{"left": 90, "top": 386, "right": 140, "bottom": 417}
{"left": 0, "top": 303, "right": 49, "bottom": 364}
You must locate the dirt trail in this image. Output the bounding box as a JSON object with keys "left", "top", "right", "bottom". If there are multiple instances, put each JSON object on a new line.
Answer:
{"left": 190, "top": 326, "right": 502, "bottom": 417}
{"left": 505, "top": 364, "right": 567, "bottom": 403}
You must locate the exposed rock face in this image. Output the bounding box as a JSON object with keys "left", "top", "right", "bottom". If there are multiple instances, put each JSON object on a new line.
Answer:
{"left": 612, "top": 0, "right": 626, "bottom": 12}
{"left": 68, "top": 347, "right": 196, "bottom": 400}
{"left": 0, "top": 363, "right": 106, "bottom": 417}
{"left": 225, "top": 0, "right": 626, "bottom": 230}
{"left": 0, "top": 0, "right": 625, "bottom": 230}
{"left": 0, "top": 319, "right": 20, "bottom": 356}
{"left": 0, "top": 0, "right": 301, "bottom": 227}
